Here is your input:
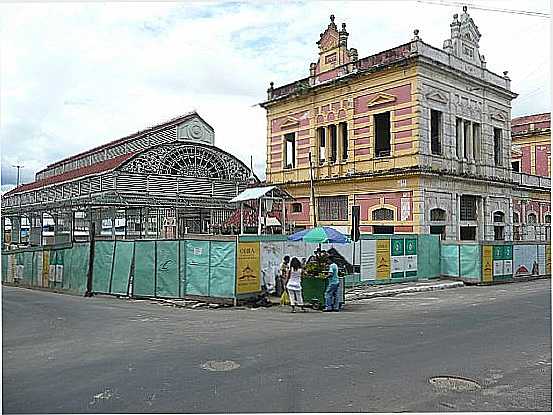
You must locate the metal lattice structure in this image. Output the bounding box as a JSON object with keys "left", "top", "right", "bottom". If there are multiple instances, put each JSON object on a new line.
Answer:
{"left": 1, "top": 113, "right": 257, "bottom": 247}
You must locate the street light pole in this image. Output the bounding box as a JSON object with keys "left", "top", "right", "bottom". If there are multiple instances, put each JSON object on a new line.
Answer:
{"left": 12, "top": 165, "right": 24, "bottom": 187}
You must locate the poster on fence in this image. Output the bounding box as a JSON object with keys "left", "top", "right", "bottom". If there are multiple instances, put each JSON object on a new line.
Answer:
{"left": 360, "top": 240, "right": 376, "bottom": 281}
{"left": 513, "top": 245, "right": 538, "bottom": 276}
{"left": 376, "top": 240, "right": 391, "bottom": 279}
{"left": 537, "top": 245, "right": 546, "bottom": 275}
{"left": 482, "top": 245, "right": 493, "bottom": 282}
{"left": 260, "top": 242, "right": 283, "bottom": 293}
{"left": 236, "top": 242, "right": 260, "bottom": 294}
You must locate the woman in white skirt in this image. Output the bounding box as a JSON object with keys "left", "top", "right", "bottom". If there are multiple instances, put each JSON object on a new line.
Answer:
{"left": 286, "top": 257, "right": 306, "bottom": 313}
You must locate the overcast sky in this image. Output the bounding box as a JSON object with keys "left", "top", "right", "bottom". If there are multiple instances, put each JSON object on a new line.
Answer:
{"left": 1, "top": 0, "right": 550, "bottom": 192}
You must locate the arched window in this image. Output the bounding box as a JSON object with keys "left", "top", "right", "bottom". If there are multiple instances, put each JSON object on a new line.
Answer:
{"left": 372, "top": 207, "right": 394, "bottom": 221}
{"left": 430, "top": 208, "right": 446, "bottom": 221}
{"left": 513, "top": 212, "right": 520, "bottom": 223}
{"left": 493, "top": 211, "right": 505, "bottom": 223}
{"left": 527, "top": 212, "right": 537, "bottom": 224}
{"left": 545, "top": 214, "right": 551, "bottom": 224}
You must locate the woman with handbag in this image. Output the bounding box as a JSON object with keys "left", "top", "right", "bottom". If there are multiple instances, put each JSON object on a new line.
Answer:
{"left": 285, "top": 257, "right": 306, "bottom": 313}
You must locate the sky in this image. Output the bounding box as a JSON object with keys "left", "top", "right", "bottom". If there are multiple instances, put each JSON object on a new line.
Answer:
{"left": 0, "top": 0, "right": 550, "bottom": 193}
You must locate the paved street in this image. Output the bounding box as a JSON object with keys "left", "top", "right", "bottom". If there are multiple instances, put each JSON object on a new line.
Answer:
{"left": 2, "top": 280, "right": 551, "bottom": 413}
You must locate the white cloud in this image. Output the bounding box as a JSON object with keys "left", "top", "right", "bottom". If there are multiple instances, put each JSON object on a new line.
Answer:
{"left": 0, "top": 0, "right": 549, "bottom": 187}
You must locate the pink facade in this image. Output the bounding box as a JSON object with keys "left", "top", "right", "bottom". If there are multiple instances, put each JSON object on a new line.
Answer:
{"left": 355, "top": 191, "right": 413, "bottom": 221}
{"left": 521, "top": 146, "right": 531, "bottom": 174}
{"left": 535, "top": 145, "right": 549, "bottom": 176}
{"left": 353, "top": 84, "right": 411, "bottom": 115}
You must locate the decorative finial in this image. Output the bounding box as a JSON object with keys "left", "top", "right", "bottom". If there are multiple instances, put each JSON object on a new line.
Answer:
{"left": 413, "top": 29, "right": 420, "bottom": 40}
{"left": 330, "top": 14, "right": 335, "bottom": 23}
{"left": 269, "top": 81, "right": 274, "bottom": 89}
{"left": 453, "top": 13, "right": 458, "bottom": 19}
{"left": 463, "top": 5, "right": 467, "bottom": 12}
{"left": 342, "top": 22, "right": 346, "bottom": 29}
{"left": 503, "top": 71, "right": 508, "bottom": 76}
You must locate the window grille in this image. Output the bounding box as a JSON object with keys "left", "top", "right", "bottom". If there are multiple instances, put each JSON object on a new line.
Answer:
{"left": 372, "top": 207, "right": 394, "bottom": 221}
{"left": 318, "top": 196, "right": 348, "bottom": 221}
{"left": 430, "top": 208, "right": 446, "bottom": 221}
{"left": 493, "top": 211, "right": 505, "bottom": 223}
{"left": 460, "top": 195, "right": 477, "bottom": 221}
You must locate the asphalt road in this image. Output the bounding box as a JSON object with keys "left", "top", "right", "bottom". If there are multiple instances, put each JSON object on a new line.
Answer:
{"left": 2, "top": 280, "right": 551, "bottom": 413}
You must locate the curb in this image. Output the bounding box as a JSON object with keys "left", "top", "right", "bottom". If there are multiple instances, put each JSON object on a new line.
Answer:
{"left": 346, "top": 281, "right": 465, "bottom": 301}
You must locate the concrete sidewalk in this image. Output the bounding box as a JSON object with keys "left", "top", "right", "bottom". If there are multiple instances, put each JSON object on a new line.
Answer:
{"left": 345, "top": 279, "right": 464, "bottom": 301}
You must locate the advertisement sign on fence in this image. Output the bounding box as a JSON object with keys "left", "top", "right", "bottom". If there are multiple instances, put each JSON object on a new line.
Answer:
{"left": 360, "top": 239, "right": 376, "bottom": 281}
{"left": 236, "top": 242, "right": 261, "bottom": 294}
{"left": 482, "top": 245, "right": 493, "bottom": 282}
{"left": 376, "top": 240, "right": 390, "bottom": 279}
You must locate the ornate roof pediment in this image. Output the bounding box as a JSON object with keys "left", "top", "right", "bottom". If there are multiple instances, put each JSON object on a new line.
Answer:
{"left": 317, "top": 15, "right": 339, "bottom": 52}
{"left": 426, "top": 91, "right": 449, "bottom": 104}
{"left": 491, "top": 112, "right": 507, "bottom": 122}
{"left": 367, "top": 93, "right": 397, "bottom": 107}
{"left": 280, "top": 116, "right": 301, "bottom": 128}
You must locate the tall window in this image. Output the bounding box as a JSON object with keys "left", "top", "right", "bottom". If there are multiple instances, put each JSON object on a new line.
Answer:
{"left": 494, "top": 128, "right": 502, "bottom": 166}
{"left": 317, "top": 127, "right": 326, "bottom": 164}
{"left": 460, "top": 226, "right": 477, "bottom": 240}
{"left": 455, "top": 118, "right": 462, "bottom": 157}
{"left": 340, "top": 122, "right": 348, "bottom": 160}
{"left": 472, "top": 123, "right": 480, "bottom": 161}
{"left": 493, "top": 211, "right": 505, "bottom": 241}
{"left": 374, "top": 112, "right": 391, "bottom": 158}
{"left": 329, "top": 125, "right": 337, "bottom": 163}
{"left": 512, "top": 161, "right": 520, "bottom": 172}
{"left": 318, "top": 196, "right": 348, "bottom": 221}
{"left": 284, "top": 133, "right": 295, "bottom": 169}
{"left": 527, "top": 212, "right": 537, "bottom": 224}
{"left": 460, "top": 195, "right": 477, "bottom": 221}
{"left": 513, "top": 212, "right": 520, "bottom": 223}
{"left": 430, "top": 109, "right": 442, "bottom": 155}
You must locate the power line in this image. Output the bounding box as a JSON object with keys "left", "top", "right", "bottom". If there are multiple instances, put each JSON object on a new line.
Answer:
{"left": 415, "top": 0, "right": 550, "bottom": 18}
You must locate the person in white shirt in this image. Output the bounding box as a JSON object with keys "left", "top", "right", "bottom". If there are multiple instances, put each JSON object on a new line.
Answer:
{"left": 285, "top": 257, "right": 306, "bottom": 313}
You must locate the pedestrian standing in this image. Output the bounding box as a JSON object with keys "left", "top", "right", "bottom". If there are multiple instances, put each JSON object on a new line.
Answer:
{"left": 324, "top": 257, "right": 340, "bottom": 312}
{"left": 285, "top": 257, "right": 306, "bottom": 313}
{"left": 276, "top": 255, "right": 290, "bottom": 297}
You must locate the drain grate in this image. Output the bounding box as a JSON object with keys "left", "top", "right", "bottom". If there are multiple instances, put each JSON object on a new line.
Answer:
{"left": 429, "top": 376, "right": 481, "bottom": 392}
{"left": 201, "top": 360, "right": 240, "bottom": 372}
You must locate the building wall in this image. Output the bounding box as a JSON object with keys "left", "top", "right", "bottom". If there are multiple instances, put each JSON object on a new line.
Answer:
{"left": 263, "top": 10, "right": 549, "bottom": 242}
{"left": 266, "top": 63, "right": 419, "bottom": 186}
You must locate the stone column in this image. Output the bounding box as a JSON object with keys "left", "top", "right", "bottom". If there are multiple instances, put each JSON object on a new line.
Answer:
{"left": 481, "top": 196, "right": 488, "bottom": 241}
{"left": 336, "top": 123, "right": 343, "bottom": 163}
{"left": 466, "top": 122, "right": 473, "bottom": 162}
{"left": 456, "top": 193, "right": 461, "bottom": 240}
{"left": 325, "top": 125, "right": 331, "bottom": 163}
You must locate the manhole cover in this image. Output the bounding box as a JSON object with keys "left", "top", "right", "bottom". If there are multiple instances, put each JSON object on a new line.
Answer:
{"left": 201, "top": 360, "right": 240, "bottom": 372}
{"left": 429, "top": 376, "right": 481, "bottom": 392}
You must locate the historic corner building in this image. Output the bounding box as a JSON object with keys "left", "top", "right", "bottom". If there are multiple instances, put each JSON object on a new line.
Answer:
{"left": 260, "top": 8, "right": 551, "bottom": 242}
{"left": 1, "top": 112, "right": 256, "bottom": 246}
{"left": 510, "top": 112, "right": 551, "bottom": 240}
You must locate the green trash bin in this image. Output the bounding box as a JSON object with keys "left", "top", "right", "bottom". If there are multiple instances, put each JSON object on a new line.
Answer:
{"left": 301, "top": 277, "right": 346, "bottom": 310}
{"left": 301, "top": 277, "right": 328, "bottom": 310}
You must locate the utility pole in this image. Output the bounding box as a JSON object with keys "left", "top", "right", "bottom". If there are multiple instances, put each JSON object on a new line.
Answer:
{"left": 308, "top": 152, "right": 317, "bottom": 227}
{"left": 12, "top": 165, "right": 23, "bottom": 187}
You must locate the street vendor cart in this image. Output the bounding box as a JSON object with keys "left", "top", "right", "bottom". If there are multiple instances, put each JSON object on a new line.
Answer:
{"left": 288, "top": 227, "right": 348, "bottom": 310}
